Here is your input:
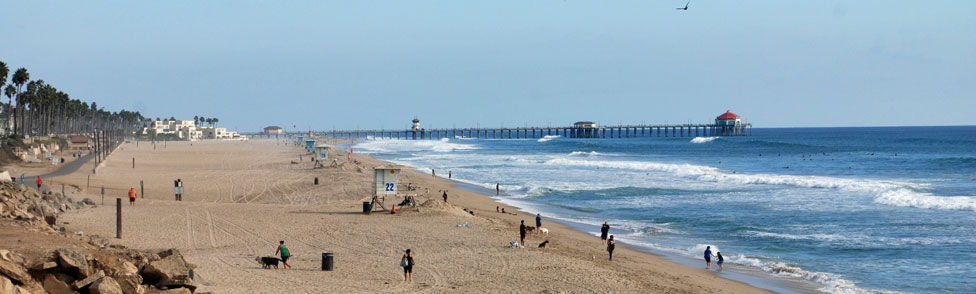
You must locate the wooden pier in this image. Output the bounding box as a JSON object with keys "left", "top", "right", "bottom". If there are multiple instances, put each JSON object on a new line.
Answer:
{"left": 311, "top": 123, "right": 751, "bottom": 140}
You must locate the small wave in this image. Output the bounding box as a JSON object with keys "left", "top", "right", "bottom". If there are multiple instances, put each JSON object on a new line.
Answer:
{"left": 568, "top": 151, "right": 601, "bottom": 156}
{"left": 537, "top": 135, "right": 561, "bottom": 142}
{"left": 690, "top": 137, "right": 719, "bottom": 144}
{"left": 874, "top": 189, "right": 976, "bottom": 212}
{"left": 728, "top": 255, "right": 900, "bottom": 294}
{"left": 352, "top": 138, "right": 479, "bottom": 153}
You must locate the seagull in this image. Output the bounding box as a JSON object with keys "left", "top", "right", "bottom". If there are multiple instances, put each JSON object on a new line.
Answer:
{"left": 676, "top": 0, "right": 690, "bottom": 10}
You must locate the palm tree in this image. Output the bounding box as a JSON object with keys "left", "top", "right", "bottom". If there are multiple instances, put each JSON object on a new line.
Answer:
{"left": 0, "top": 61, "right": 7, "bottom": 130}
{"left": 11, "top": 68, "right": 28, "bottom": 135}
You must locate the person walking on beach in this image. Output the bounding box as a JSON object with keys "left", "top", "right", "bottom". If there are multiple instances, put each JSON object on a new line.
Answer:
{"left": 275, "top": 241, "right": 292, "bottom": 269}
{"left": 432, "top": 169, "right": 435, "bottom": 177}
{"left": 716, "top": 251, "right": 724, "bottom": 270}
{"left": 401, "top": 249, "right": 415, "bottom": 282}
{"left": 607, "top": 235, "right": 616, "bottom": 261}
{"left": 442, "top": 191, "right": 448, "bottom": 203}
{"left": 496, "top": 183, "right": 500, "bottom": 196}
{"left": 448, "top": 170, "right": 452, "bottom": 179}
{"left": 128, "top": 188, "right": 137, "bottom": 206}
{"left": 519, "top": 220, "right": 527, "bottom": 245}
{"left": 704, "top": 246, "right": 714, "bottom": 269}
{"left": 36, "top": 176, "right": 42, "bottom": 190}
{"left": 601, "top": 222, "right": 610, "bottom": 245}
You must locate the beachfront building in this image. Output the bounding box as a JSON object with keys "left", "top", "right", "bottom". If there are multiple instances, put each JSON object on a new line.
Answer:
{"left": 68, "top": 135, "right": 90, "bottom": 151}
{"left": 715, "top": 110, "right": 742, "bottom": 126}
{"left": 264, "top": 126, "right": 283, "bottom": 135}
{"left": 139, "top": 119, "right": 246, "bottom": 140}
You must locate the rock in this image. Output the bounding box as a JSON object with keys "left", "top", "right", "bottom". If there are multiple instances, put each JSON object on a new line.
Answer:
{"left": 1, "top": 275, "right": 14, "bottom": 294}
{"left": 115, "top": 274, "right": 144, "bottom": 294}
{"left": 89, "top": 277, "right": 123, "bottom": 294}
{"left": 145, "top": 288, "right": 190, "bottom": 294}
{"left": 155, "top": 278, "right": 196, "bottom": 292}
{"left": 71, "top": 270, "right": 104, "bottom": 289}
{"left": 0, "top": 259, "right": 31, "bottom": 284}
{"left": 31, "top": 261, "right": 57, "bottom": 271}
{"left": 56, "top": 249, "right": 89, "bottom": 278}
{"left": 120, "top": 262, "right": 139, "bottom": 276}
{"left": 141, "top": 254, "right": 190, "bottom": 285}
{"left": 42, "top": 274, "right": 78, "bottom": 294}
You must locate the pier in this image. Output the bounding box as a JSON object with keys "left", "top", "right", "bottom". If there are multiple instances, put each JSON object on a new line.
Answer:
{"left": 263, "top": 111, "right": 752, "bottom": 140}
{"left": 314, "top": 123, "right": 749, "bottom": 140}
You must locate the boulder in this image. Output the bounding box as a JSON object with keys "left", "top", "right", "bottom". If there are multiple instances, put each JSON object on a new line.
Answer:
{"left": 89, "top": 277, "right": 123, "bottom": 294}
{"left": 71, "top": 270, "right": 104, "bottom": 289}
{"left": 1, "top": 275, "right": 14, "bottom": 294}
{"left": 41, "top": 274, "right": 78, "bottom": 294}
{"left": 115, "top": 274, "right": 144, "bottom": 294}
{"left": 141, "top": 254, "right": 190, "bottom": 285}
{"left": 31, "top": 261, "right": 57, "bottom": 271}
{"left": 0, "top": 259, "right": 31, "bottom": 285}
{"left": 145, "top": 288, "right": 190, "bottom": 294}
{"left": 155, "top": 278, "right": 196, "bottom": 292}
{"left": 56, "top": 249, "right": 90, "bottom": 278}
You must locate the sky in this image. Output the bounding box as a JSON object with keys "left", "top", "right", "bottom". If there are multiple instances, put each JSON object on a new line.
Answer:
{"left": 1, "top": 0, "right": 974, "bottom": 132}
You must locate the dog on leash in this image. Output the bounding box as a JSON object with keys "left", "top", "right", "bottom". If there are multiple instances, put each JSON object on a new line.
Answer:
{"left": 256, "top": 256, "right": 280, "bottom": 269}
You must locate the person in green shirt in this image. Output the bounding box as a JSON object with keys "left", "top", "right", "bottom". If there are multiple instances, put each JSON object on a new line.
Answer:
{"left": 275, "top": 241, "right": 292, "bottom": 269}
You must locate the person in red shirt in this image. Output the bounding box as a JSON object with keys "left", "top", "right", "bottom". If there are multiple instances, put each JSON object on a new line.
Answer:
{"left": 36, "top": 176, "right": 42, "bottom": 190}
{"left": 128, "top": 188, "right": 137, "bottom": 206}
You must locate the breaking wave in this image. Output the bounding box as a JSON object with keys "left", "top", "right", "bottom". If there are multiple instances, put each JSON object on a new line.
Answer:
{"left": 352, "top": 138, "right": 479, "bottom": 153}
{"left": 542, "top": 157, "right": 971, "bottom": 212}
{"left": 537, "top": 135, "right": 560, "bottom": 142}
{"left": 690, "top": 137, "right": 719, "bottom": 144}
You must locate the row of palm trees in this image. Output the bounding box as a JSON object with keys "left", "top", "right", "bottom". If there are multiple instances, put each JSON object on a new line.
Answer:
{"left": 0, "top": 61, "right": 146, "bottom": 138}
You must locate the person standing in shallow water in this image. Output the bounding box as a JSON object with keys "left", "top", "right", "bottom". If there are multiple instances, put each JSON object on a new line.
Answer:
{"left": 607, "top": 235, "right": 616, "bottom": 261}
{"left": 704, "top": 246, "right": 714, "bottom": 269}
{"left": 600, "top": 222, "right": 610, "bottom": 245}
{"left": 716, "top": 252, "right": 724, "bottom": 270}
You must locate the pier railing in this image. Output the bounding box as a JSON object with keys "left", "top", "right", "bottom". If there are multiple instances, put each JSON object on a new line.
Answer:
{"left": 302, "top": 124, "right": 750, "bottom": 140}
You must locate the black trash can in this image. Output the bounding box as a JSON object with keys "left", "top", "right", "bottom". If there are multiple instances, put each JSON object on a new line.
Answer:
{"left": 314, "top": 177, "right": 319, "bottom": 185}
{"left": 362, "top": 202, "right": 372, "bottom": 214}
{"left": 322, "top": 252, "right": 334, "bottom": 271}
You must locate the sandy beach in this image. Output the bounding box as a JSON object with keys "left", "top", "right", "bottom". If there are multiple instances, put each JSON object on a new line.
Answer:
{"left": 37, "top": 139, "right": 770, "bottom": 293}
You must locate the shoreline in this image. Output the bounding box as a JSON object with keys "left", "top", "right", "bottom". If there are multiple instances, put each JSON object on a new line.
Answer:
{"left": 367, "top": 150, "right": 822, "bottom": 294}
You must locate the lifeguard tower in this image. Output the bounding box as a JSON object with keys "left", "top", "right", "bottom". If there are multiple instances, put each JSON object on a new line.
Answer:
{"left": 296, "top": 135, "right": 304, "bottom": 146}
{"left": 304, "top": 139, "right": 316, "bottom": 152}
{"left": 365, "top": 165, "right": 405, "bottom": 213}
{"left": 313, "top": 144, "right": 333, "bottom": 168}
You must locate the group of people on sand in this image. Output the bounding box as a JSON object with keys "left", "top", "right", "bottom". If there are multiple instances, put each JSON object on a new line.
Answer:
{"left": 600, "top": 221, "right": 724, "bottom": 270}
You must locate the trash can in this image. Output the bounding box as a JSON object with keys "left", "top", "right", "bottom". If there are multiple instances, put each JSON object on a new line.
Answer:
{"left": 362, "top": 202, "right": 372, "bottom": 214}
{"left": 322, "top": 252, "right": 334, "bottom": 271}
{"left": 314, "top": 177, "right": 319, "bottom": 185}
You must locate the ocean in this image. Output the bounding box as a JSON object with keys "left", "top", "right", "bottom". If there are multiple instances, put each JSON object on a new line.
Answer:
{"left": 351, "top": 126, "right": 976, "bottom": 294}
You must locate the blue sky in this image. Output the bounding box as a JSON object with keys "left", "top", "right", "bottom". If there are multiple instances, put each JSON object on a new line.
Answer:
{"left": 1, "top": 0, "right": 973, "bottom": 131}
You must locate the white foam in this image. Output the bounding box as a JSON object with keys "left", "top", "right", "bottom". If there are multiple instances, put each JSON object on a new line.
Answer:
{"left": 352, "top": 138, "right": 479, "bottom": 153}
{"left": 537, "top": 135, "right": 561, "bottom": 142}
{"left": 874, "top": 189, "right": 976, "bottom": 212}
{"left": 540, "top": 157, "right": 973, "bottom": 212}
{"left": 690, "top": 137, "right": 719, "bottom": 144}
{"left": 568, "top": 151, "right": 601, "bottom": 157}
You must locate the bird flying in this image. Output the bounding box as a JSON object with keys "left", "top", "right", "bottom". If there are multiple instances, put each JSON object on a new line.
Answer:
{"left": 676, "top": 0, "right": 689, "bottom": 10}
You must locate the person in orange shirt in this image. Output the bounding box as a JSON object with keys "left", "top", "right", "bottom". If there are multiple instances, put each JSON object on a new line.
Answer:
{"left": 128, "top": 188, "right": 137, "bottom": 206}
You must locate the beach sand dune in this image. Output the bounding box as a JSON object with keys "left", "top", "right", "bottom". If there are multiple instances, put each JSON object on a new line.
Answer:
{"left": 53, "top": 139, "right": 768, "bottom": 293}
